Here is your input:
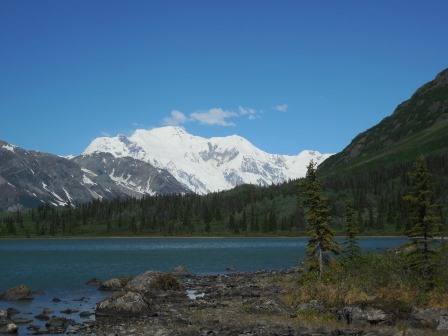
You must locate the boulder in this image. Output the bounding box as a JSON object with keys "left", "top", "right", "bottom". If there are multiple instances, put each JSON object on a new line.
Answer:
{"left": 1, "top": 284, "right": 33, "bottom": 300}
{"left": 46, "top": 316, "right": 68, "bottom": 334}
{"left": 438, "top": 316, "right": 448, "bottom": 331}
{"left": 0, "top": 322, "right": 18, "bottom": 334}
{"left": 124, "top": 271, "right": 183, "bottom": 295}
{"left": 86, "top": 278, "right": 102, "bottom": 286}
{"left": 99, "top": 276, "right": 133, "bottom": 291}
{"left": 6, "top": 308, "right": 20, "bottom": 315}
{"left": 0, "top": 310, "right": 18, "bottom": 334}
{"left": 60, "top": 308, "right": 79, "bottom": 315}
{"left": 96, "top": 291, "right": 153, "bottom": 317}
{"left": 35, "top": 313, "right": 50, "bottom": 321}
{"left": 340, "top": 306, "right": 391, "bottom": 326}
{"left": 411, "top": 308, "right": 448, "bottom": 330}
{"left": 171, "top": 265, "right": 191, "bottom": 277}
{"left": 96, "top": 270, "right": 186, "bottom": 318}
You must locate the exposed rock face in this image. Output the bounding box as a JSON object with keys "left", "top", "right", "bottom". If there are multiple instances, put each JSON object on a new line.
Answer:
{"left": 0, "top": 142, "right": 191, "bottom": 211}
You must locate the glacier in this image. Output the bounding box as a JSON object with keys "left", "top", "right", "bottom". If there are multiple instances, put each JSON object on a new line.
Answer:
{"left": 83, "top": 126, "right": 332, "bottom": 194}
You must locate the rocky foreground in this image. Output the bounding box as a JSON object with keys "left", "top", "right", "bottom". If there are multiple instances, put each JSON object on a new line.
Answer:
{"left": 1, "top": 268, "right": 448, "bottom": 335}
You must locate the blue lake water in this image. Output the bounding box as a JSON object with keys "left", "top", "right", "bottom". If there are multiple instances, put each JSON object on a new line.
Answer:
{"left": 0, "top": 237, "right": 408, "bottom": 294}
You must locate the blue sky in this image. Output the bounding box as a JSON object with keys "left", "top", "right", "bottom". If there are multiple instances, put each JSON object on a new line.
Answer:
{"left": 1, "top": 1, "right": 447, "bottom": 157}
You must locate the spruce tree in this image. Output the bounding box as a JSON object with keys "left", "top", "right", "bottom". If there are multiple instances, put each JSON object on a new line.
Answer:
{"left": 403, "top": 155, "right": 441, "bottom": 282}
{"left": 299, "top": 160, "right": 339, "bottom": 278}
{"left": 343, "top": 200, "right": 361, "bottom": 261}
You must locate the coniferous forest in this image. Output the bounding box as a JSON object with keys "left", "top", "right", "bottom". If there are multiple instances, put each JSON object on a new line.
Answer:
{"left": 1, "top": 149, "right": 447, "bottom": 238}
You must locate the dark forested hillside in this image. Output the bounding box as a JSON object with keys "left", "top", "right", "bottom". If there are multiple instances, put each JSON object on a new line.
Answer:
{"left": 315, "top": 68, "right": 448, "bottom": 236}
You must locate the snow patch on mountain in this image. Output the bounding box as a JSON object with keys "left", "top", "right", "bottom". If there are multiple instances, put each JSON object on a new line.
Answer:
{"left": 83, "top": 126, "right": 332, "bottom": 194}
{"left": 2, "top": 144, "right": 15, "bottom": 153}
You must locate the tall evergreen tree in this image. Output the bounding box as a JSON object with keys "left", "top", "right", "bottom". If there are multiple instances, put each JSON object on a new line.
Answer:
{"left": 403, "top": 155, "right": 441, "bottom": 282}
{"left": 300, "top": 160, "right": 339, "bottom": 278}
{"left": 343, "top": 200, "right": 361, "bottom": 260}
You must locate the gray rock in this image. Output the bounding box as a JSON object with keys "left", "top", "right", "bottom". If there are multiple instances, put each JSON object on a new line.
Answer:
{"left": 99, "top": 276, "right": 133, "bottom": 291}
{"left": 0, "top": 310, "right": 18, "bottom": 334}
{"left": 11, "top": 317, "right": 33, "bottom": 324}
{"left": 124, "top": 271, "right": 184, "bottom": 296}
{"left": 79, "top": 311, "right": 94, "bottom": 318}
{"left": 85, "top": 278, "right": 102, "bottom": 286}
{"left": 341, "top": 306, "right": 391, "bottom": 326}
{"left": 96, "top": 270, "right": 186, "bottom": 318}
{"left": 60, "top": 308, "right": 79, "bottom": 314}
{"left": 411, "top": 308, "right": 448, "bottom": 330}
{"left": 438, "top": 315, "right": 448, "bottom": 331}
{"left": 0, "top": 322, "right": 18, "bottom": 334}
{"left": 96, "top": 291, "right": 152, "bottom": 317}
{"left": 6, "top": 308, "right": 20, "bottom": 315}
{"left": 171, "top": 265, "right": 191, "bottom": 277}
{"left": 34, "top": 313, "right": 50, "bottom": 321}
{"left": 46, "top": 316, "right": 68, "bottom": 334}
{"left": 0, "top": 284, "right": 33, "bottom": 301}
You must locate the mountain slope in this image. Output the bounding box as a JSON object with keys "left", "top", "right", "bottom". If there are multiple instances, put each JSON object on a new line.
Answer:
{"left": 74, "top": 152, "right": 191, "bottom": 196}
{"left": 318, "top": 68, "right": 448, "bottom": 174}
{"left": 0, "top": 141, "right": 190, "bottom": 211}
{"left": 83, "top": 126, "right": 332, "bottom": 194}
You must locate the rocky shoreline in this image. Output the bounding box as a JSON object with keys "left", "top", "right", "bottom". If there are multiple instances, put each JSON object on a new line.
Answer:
{"left": 1, "top": 268, "right": 448, "bottom": 335}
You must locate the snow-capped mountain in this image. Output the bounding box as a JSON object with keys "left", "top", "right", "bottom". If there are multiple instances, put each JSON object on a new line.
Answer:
{"left": 83, "top": 126, "right": 332, "bottom": 194}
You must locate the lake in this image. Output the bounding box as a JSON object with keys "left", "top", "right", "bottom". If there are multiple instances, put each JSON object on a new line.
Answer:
{"left": 0, "top": 237, "right": 408, "bottom": 294}
{"left": 0, "top": 237, "right": 408, "bottom": 333}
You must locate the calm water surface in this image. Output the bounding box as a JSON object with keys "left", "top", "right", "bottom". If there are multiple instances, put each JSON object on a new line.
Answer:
{"left": 0, "top": 237, "right": 408, "bottom": 293}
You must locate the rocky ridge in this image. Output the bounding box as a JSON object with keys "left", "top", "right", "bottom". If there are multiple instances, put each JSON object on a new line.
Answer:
{"left": 0, "top": 141, "right": 190, "bottom": 211}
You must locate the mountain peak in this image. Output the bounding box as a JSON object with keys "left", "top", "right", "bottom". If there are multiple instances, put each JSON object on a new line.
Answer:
{"left": 83, "top": 127, "right": 331, "bottom": 194}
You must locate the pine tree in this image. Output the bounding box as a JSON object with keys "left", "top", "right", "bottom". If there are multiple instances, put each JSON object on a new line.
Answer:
{"left": 403, "top": 155, "right": 441, "bottom": 282}
{"left": 299, "top": 160, "right": 339, "bottom": 278}
{"left": 343, "top": 200, "right": 361, "bottom": 260}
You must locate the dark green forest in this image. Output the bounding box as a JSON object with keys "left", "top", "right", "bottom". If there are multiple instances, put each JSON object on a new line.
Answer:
{"left": 1, "top": 150, "right": 447, "bottom": 238}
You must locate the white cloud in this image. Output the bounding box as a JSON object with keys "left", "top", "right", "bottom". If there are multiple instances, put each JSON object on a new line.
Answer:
{"left": 190, "top": 108, "right": 238, "bottom": 126}
{"left": 101, "top": 131, "right": 111, "bottom": 137}
{"left": 163, "top": 110, "right": 190, "bottom": 126}
{"left": 274, "top": 104, "right": 288, "bottom": 112}
{"left": 238, "top": 106, "right": 260, "bottom": 120}
{"left": 161, "top": 106, "right": 261, "bottom": 128}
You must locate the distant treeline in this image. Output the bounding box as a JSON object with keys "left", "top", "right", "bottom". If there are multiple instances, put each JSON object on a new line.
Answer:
{"left": 1, "top": 150, "right": 447, "bottom": 238}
